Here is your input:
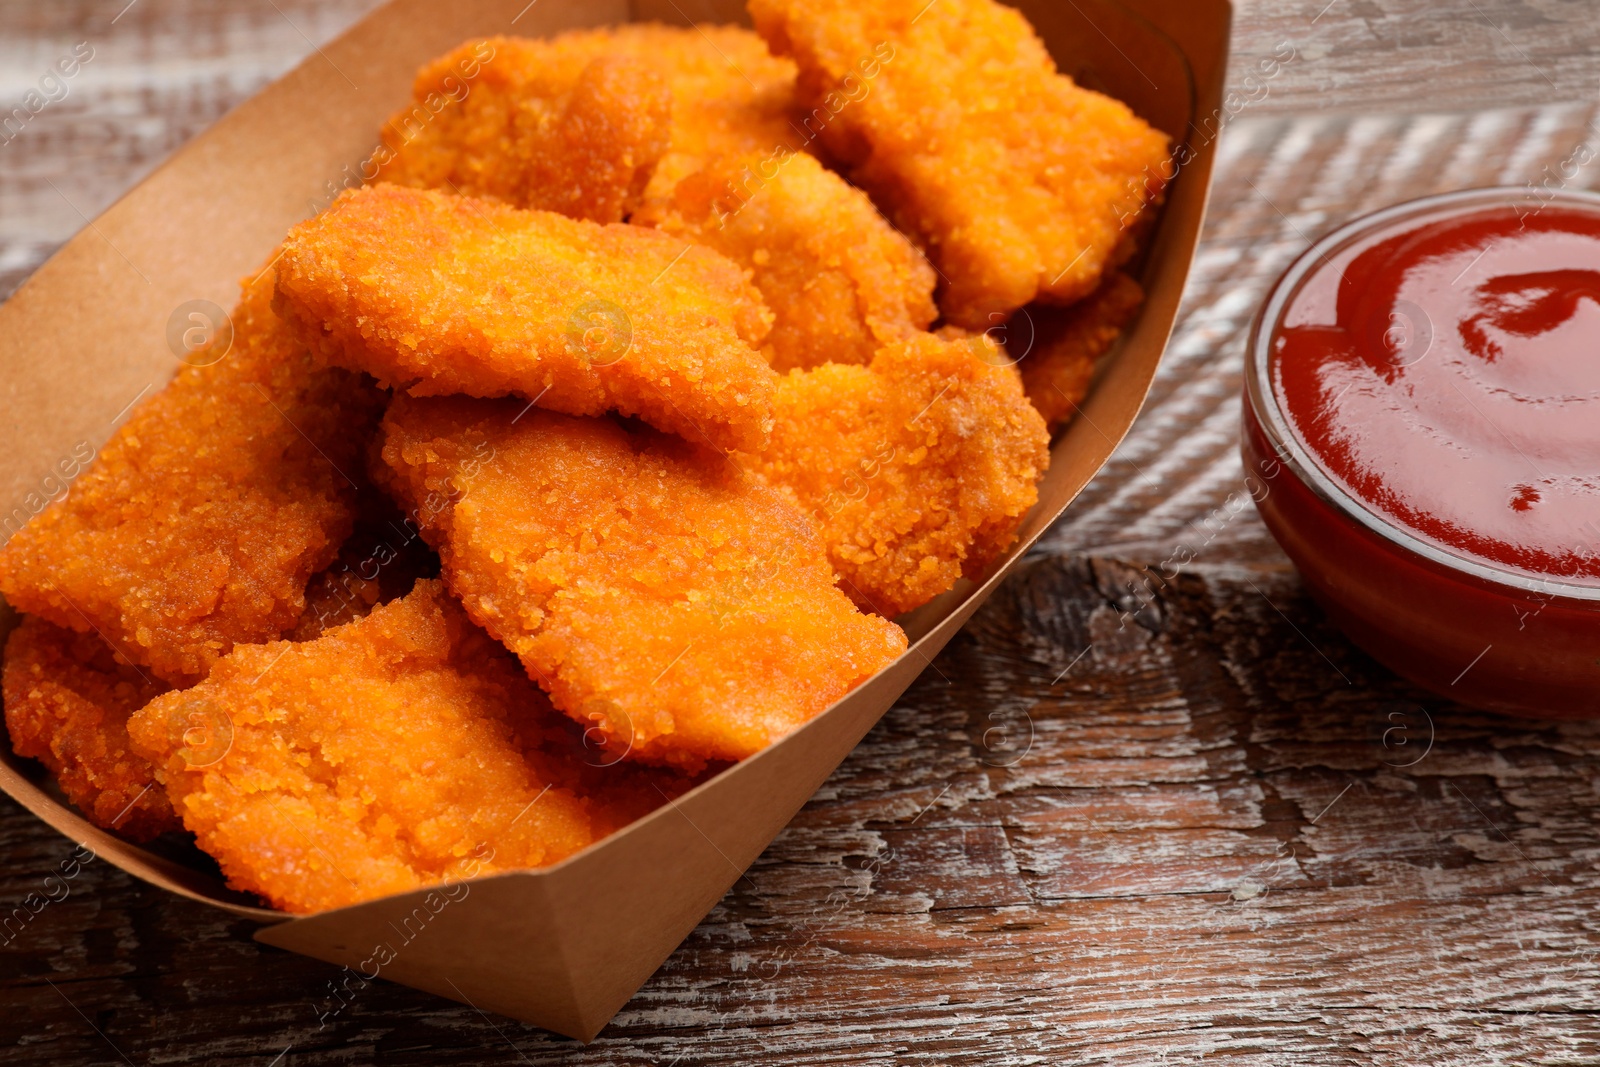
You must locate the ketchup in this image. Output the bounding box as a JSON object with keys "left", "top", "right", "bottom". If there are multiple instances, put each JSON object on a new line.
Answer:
{"left": 1271, "top": 205, "right": 1600, "bottom": 587}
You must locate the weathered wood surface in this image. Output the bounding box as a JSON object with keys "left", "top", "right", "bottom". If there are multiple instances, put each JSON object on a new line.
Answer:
{"left": 3, "top": 0, "right": 1599, "bottom": 302}
{"left": 4, "top": 1, "right": 1600, "bottom": 1064}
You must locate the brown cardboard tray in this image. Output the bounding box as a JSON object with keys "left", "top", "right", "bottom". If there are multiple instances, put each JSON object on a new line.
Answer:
{"left": 0, "top": 0, "right": 1230, "bottom": 1041}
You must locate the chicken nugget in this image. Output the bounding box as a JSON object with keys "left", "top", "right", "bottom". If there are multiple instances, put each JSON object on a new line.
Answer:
{"left": 376, "top": 396, "right": 907, "bottom": 770}
{"left": 566, "top": 23, "right": 809, "bottom": 211}
{"left": 275, "top": 184, "right": 777, "bottom": 454}
{"left": 1014, "top": 272, "right": 1145, "bottom": 433}
{"left": 377, "top": 38, "right": 671, "bottom": 224}
{"left": 385, "top": 26, "right": 804, "bottom": 222}
{"left": 750, "top": 0, "right": 1172, "bottom": 328}
{"left": 746, "top": 333, "right": 1050, "bottom": 617}
{"left": 656, "top": 151, "right": 937, "bottom": 371}
{"left": 127, "top": 580, "right": 597, "bottom": 914}
{"left": 0, "top": 268, "right": 384, "bottom": 684}
{"left": 3, "top": 615, "right": 176, "bottom": 840}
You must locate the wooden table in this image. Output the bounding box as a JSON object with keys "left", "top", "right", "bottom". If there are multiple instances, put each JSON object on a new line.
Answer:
{"left": 4, "top": 2, "right": 1600, "bottom": 1062}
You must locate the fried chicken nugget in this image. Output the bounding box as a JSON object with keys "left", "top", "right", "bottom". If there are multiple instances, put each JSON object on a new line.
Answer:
{"left": 1014, "top": 272, "right": 1145, "bottom": 433}
{"left": 746, "top": 333, "right": 1050, "bottom": 617}
{"left": 275, "top": 184, "right": 777, "bottom": 455}
{"left": 127, "top": 580, "right": 598, "bottom": 914}
{"left": 3, "top": 615, "right": 176, "bottom": 840}
{"left": 749, "top": 0, "right": 1172, "bottom": 328}
{"left": 0, "top": 269, "right": 384, "bottom": 685}
{"left": 375, "top": 396, "right": 908, "bottom": 770}
{"left": 564, "top": 23, "right": 808, "bottom": 210}
{"left": 656, "top": 150, "right": 937, "bottom": 371}
{"left": 382, "top": 26, "right": 804, "bottom": 221}
{"left": 376, "top": 38, "right": 672, "bottom": 224}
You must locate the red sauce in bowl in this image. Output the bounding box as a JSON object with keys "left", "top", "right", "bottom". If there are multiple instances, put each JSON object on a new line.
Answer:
{"left": 1243, "top": 188, "right": 1600, "bottom": 718}
{"left": 1273, "top": 205, "right": 1600, "bottom": 585}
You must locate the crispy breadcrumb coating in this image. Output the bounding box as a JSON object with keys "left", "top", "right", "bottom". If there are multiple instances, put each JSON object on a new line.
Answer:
{"left": 0, "top": 267, "right": 384, "bottom": 684}
{"left": 127, "top": 581, "right": 598, "bottom": 914}
{"left": 556, "top": 23, "right": 808, "bottom": 212}
{"left": 380, "top": 26, "right": 806, "bottom": 221}
{"left": 746, "top": 333, "right": 1050, "bottom": 616}
{"left": 655, "top": 151, "right": 937, "bottom": 371}
{"left": 3, "top": 615, "right": 176, "bottom": 840}
{"left": 377, "top": 39, "right": 671, "bottom": 224}
{"left": 749, "top": 0, "right": 1171, "bottom": 328}
{"left": 275, "top": 184, "right": 777, "bottom": 455}
{"left": 376, "top": 396, "right": 907, "bottom": 770}
{"left": 1015, "top": 272, "right": 1144, "bottom": 432}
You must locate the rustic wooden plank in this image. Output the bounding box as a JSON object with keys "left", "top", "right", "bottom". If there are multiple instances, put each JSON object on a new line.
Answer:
{"left": 1230, "top": 0, "right": 1600, "bottom": 118}
{"left": 2, "top": 0, "right": 1598, "bottom": 302}
{"left": 6, "top": 557, "right": 1600, "bottom": 1063}
{"left": 4, "top": 1, "right": 1600, "bottom": 1063}
{"left": 0, "top": 0, "right": 382, "bottom": 299}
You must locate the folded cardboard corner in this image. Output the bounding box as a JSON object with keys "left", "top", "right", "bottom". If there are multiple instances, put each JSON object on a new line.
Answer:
{"left": 0, "top": 0, "right": 1230, "bottom": 1041}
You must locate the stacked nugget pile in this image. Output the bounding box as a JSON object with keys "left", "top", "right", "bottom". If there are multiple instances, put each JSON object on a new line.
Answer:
{"left": 0, "top": 0, "right": 1169, "bottom": 914}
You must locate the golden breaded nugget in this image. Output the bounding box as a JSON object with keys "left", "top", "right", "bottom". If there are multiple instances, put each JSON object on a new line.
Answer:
{"left": 386, "top": 26, "right": 804, "bottom": 219}
{"left": 275, "top": 184, "right": 777, "bottom": 455}
{"left": 750, "top": 0, "right": 1171, "bottom": 327}
{"left": 128, "top": 581, "right": 597, "bottom": 914}
{"left": 657, "top": 151, "right": 937, "bottom": 371}
{"left": 561, "top": 23, "right": 808, "bottom": 210}
{"left": 295, "top": 535, "right": 692, "bottom": 829}
{"left": 1015, "top": 272, "right": 1144, "bottom": 432}
{"left": 3, "top": 615, "right": 176, "bottom": 840}
{"left": 747, "top": 333, "right": 1050, "bottom": 616}
{"left": 376, "top": 396, "right": 907, "bottom": 770}
{"left": 0, "top": 268, "right": 384, "bottom": 684}
{"left": 377, "top": 39, "right": 671, "bottom": 224}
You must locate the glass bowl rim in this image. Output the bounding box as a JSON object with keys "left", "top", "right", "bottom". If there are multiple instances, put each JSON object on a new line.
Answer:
{"left": 1244, "top": 184, "right": 1600, "bottom": 603}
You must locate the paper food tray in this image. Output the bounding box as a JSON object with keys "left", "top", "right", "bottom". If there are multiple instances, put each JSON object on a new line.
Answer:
{"left": 0, "top": 0, "right": 1230, "bottom": 1040}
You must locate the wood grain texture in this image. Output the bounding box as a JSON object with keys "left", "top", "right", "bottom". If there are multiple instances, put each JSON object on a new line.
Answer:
{"left": 1230, "top": 0, "right": 1600, "bottom": 117}
{"left": 4, "top": 1, "right": 1600, "bottom": 1063}
{"left": 0, "top": 0, "right": 382, "bottom": 300}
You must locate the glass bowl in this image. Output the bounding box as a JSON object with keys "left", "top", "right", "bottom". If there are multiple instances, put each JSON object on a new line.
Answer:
{"left": 1241, "top": 187, "right": 1600, "bottom": 718}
